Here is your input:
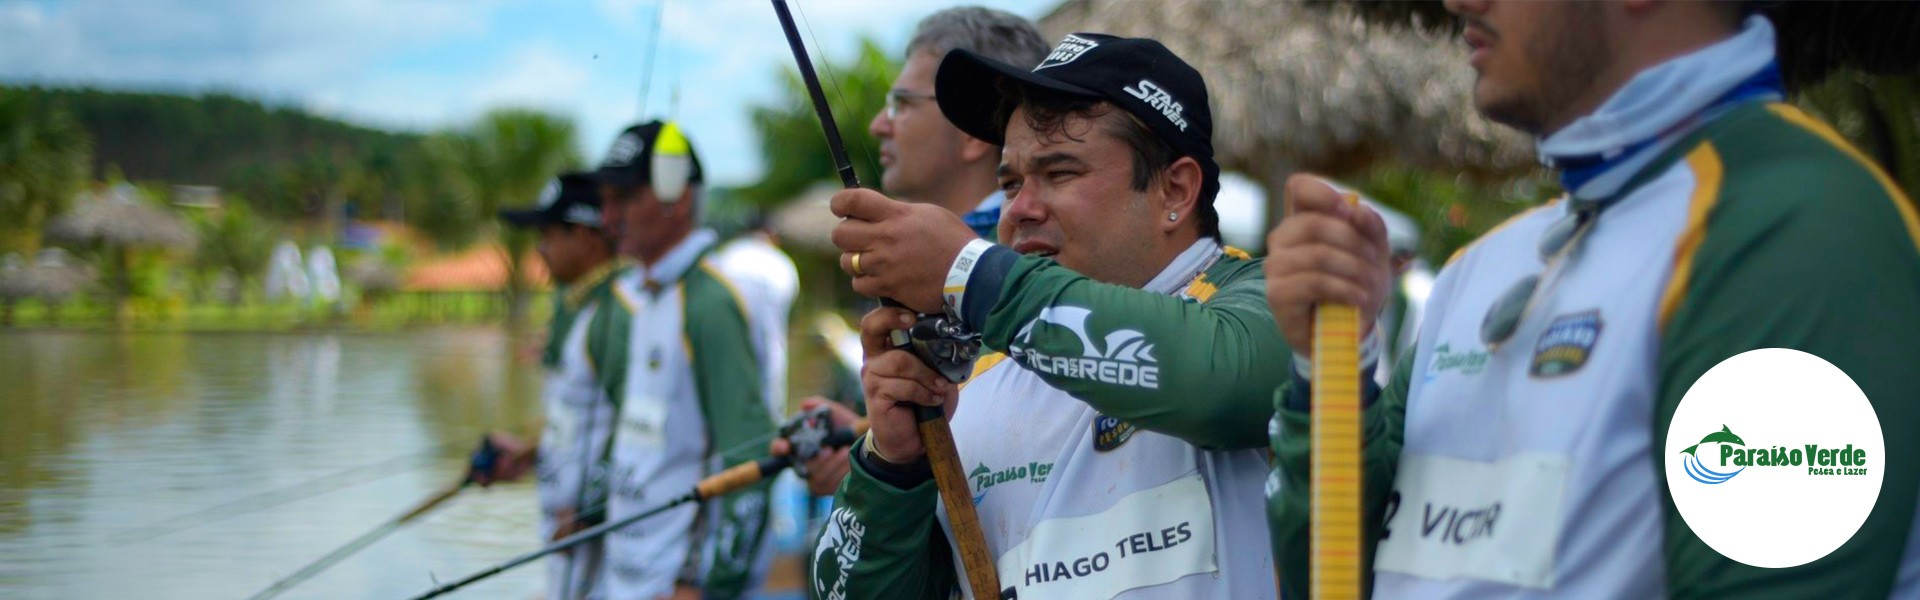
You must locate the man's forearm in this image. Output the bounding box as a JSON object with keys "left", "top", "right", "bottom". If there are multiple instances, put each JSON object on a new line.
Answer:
{"left": 809, "top": 436, "right": 956, "bottom": 600}
{"left": 964, "top": 250, "right": 1289, "bottom": 449}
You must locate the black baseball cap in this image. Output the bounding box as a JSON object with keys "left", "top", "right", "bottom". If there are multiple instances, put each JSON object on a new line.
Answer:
{"left": 499, "top": 172, "right": 603, "bottom": 229}
{"left": 935, "top": 33, "right": 1219, "bottom": 202}
{"left": 594, "top": 120, "right": 705, "bottom": 188}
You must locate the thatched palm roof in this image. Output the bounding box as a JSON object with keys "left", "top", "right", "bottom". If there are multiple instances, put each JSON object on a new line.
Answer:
{"left": 769, "top": 183, "right": 843, "bottom": 253}
{"left": 0, "top": 250, "right": 92, "bottom": 300}
{"left": 1319, "top": 1, "right": 1920, "bottom": 90}
{"left": 1039, "top": 0, "right": 1535, "bottom": 186}
{"left": 44, "top": 184, "right": 195, "bottom": 249}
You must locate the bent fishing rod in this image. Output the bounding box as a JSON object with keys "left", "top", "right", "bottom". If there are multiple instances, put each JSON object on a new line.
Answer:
{"left": 243, "top": 436, "right": 502, "bottom": 600}
{"left": 406, "top": 406, "right": 859, "bottom": 600}
{"left": 769, "top": 1, "right": 1002, "bottom": 598}
{"left": 243, "top": 411, "right": 817, "bottom": 600}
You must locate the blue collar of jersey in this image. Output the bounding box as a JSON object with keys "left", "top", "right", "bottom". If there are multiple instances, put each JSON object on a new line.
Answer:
{"left": 1540, "top": 16, "right": 1785, "bottom": 205}
{"left": 963, "top": 190, "right": 1004, "bottom": 240}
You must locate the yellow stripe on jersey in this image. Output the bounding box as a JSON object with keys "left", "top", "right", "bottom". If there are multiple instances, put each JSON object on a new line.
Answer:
{"left": 1185, "top": 273, "right": 1220, "bottom": 303}
{"left": 613, "top": 279, "right": 642, "bottom": 313}
{"left": 1767, "top": 103, "right": 1920, "bottom": 258}
{"left": 958, "top": 352, "right": 1010, "bottom": 390}
{"left": 1659, "top": 143, "right": 1726, "bottom": 331}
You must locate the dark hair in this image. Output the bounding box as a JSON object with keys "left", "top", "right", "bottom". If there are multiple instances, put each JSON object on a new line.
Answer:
{"left": 907, "top": 7, "right": 1048, "bottom": 69}
{"left": 994, "top": 80, "right": 1221, "bottom": 239}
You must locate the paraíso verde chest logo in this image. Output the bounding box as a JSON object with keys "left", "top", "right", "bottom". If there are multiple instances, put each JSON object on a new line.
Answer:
{"left": 971, "top": 461, "right": 1054, "bottom": 505}
{"left": 1678, "top": 424, "right": 1872, "bottom": 485}
{"left": 1664, "top": 348, "right": 1884, "bottom": 568}
{"left": 1424, "top": 343, "right": 1489, "bottom": 381}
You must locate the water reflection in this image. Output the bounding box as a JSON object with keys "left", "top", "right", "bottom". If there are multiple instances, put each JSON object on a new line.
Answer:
{"left": 0, "top": 328, "right": 547, "bottom": 599}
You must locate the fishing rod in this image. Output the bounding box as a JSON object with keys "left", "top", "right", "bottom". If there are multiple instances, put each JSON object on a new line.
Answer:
{"left": 238, "top": 405, "right": 832, "bottom": 599}
{"left": 405, "top": 406, "right": 861, "bottom": 600}
{"left": 1309, "top": 191, "right": 1366, "bottom": 600}
{"left": 242, "top": 435, "right": 502, "bottom": 600}
{"left": 769, "top": 1, "right": 1002, "bottom": 598}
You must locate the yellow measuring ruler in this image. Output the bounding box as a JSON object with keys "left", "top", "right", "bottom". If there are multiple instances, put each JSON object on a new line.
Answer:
{"left": 1310, "top": 192, "right": 1365, "bottom": 599}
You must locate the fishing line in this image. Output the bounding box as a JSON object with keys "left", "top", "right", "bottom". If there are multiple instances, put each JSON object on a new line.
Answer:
{"left": 793, "top": 0, "right": 883, "bottom": 183}
{"left": 109, "top": 441, "right": 463, "bottom": 546}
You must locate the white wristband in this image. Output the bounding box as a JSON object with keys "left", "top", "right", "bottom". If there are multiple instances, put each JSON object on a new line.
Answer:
{"left": 943, "top": 239, "right": 994, "bottom": 319}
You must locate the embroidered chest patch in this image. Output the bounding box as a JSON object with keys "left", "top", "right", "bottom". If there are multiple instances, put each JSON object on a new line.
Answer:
{"left": 1092, "top": 414, "right": 1136, "bottom": 452}
{"left": 1530, "top": 311, "right": 1602, "bottom": 378}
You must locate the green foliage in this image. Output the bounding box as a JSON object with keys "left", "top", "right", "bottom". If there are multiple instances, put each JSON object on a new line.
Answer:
{"left": 1794, "top": 72, "right": 1920, "bottom": 197}
{"left": 0, "top": 95, "right": 93, "bottom": 254}
{"left": 425, "top": 108, "right": 582, "bottom": 327}
{"left": 1356, "top": 165, "right": 1559, "bottom": 265}
{"left": 407, "top": 133, "right": 485, "bottom": 250}
{"left": 737, "top": 38, "right": 898, "bottom": 207}
{"left": 188, "top": 201, "right": 279, "bottom": 288}
{"left": 4, "top": 85, "right": 420, "bottom": 220}
{"left": 434, "top": 108, "right": 582, "bottom": 217}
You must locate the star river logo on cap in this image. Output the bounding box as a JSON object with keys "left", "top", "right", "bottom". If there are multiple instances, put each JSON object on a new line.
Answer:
{"left": 1034, "top": 34, "right": 1099, "bottom": 71}
{"left": 1122, "top": 78, "right": 1188, "bottom": 132}
{"left": 604, "top": 132, "right": 642, "bottom": 168}
{"left": 535, "top": 180, "right": 561, "bottom": 209}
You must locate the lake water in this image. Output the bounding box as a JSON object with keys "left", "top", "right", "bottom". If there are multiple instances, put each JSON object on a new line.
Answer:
{"left": 0, "top": 328, "right": 557, "bottom": 599}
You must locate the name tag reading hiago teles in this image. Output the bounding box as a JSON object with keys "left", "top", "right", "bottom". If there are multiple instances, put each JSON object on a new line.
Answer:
{"left": 992, "top": 472, "right": 1217, "bottom": 598}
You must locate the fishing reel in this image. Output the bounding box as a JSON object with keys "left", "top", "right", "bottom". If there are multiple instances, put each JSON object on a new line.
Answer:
{"left": 466, "top": 434, "right": 502, "bottom": 484}
{"left": 779, "top": 404, "right": 858, "bottom": 477}
{"left": 889, "top": 313, "right": 982, "bottom": 385}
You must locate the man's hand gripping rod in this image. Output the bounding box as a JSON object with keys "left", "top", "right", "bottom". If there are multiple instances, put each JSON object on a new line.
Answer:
{"left": 407, "top": 407, "right": 860, "bottom": 600}
{"left": 769, "top": 2, "right": 1000, "bottom": 598}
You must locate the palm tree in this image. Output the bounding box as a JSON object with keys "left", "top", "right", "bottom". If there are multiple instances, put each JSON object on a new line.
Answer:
{"left": 431, "top": 109, "right": 581, "bottom": 329}
{"left": 0, "top": 96, "right": 94, "bottom": 255}
{"left": 189, "top": 201, "right": 279, "bottom": 306}
{"left": 737, "top": 37, "right": 897, "bottom": 207}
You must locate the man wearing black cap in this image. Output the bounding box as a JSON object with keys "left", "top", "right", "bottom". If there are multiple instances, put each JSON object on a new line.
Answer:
{"left": 809, "top": 34, "right": 1287, "bottom": 599}
{"left": 480, "top": 172, "right": 622, "bottom": 600}
{"left": 591, "top": 121, "right": 777, "bottom": 600}
{"left": 776, "top": 3, "right": 1049, "bottom": 500}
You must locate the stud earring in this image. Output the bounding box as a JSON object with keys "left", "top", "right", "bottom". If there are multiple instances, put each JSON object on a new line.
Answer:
{"left": 1167, "top": 212, "right": 1178, "bottom": 222}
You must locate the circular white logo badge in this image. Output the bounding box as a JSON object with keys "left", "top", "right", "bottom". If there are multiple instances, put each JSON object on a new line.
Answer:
{"left": 1665, "top": 348, "right": 1884, "bottom": 568}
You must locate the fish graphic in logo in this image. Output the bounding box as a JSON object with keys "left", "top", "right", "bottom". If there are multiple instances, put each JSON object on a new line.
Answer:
{"left": 970, "top": 463, "right": 993, "bottom": 505}
{"left": 1679, "top": 425, "right": 1747, "bottom": 484}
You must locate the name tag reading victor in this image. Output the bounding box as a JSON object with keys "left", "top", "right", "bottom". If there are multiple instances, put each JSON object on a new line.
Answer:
{"left": 1374, "top": 453, "right": 1570, "bottom": 589}
{"left": 992, "top": 472, "right": 1216, "bottom": 599}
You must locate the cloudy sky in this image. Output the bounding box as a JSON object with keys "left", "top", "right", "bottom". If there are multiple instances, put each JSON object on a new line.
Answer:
{"left": 0, "top": 0, "right": 1051, "bottom": 187}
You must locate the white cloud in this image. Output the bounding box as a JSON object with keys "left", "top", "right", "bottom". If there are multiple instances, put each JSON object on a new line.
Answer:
{"left": 471, "top": 44, "right": 597, "bottom": 111}
{"left": 0, "top": 0, "right": 1054, "bottom": 187}
{"left": 0, "top": 0, "right": 490, "bottom": 94}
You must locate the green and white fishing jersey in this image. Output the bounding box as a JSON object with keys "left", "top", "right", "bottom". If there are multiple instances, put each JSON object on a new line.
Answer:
{"left": 598, "top": 229, "right": 777, "bottom": 600}
{"left": 710, "top": 231, "right": 799, "bottom": 420}
{"left": 535, "top": 263, "right": 622, "bottom": 600}
{"left": 1269, "top": 104, "right": 1920, "bottom": 599}
{"left": 811, "top": 239, "right": 1291, "bottom": 600}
